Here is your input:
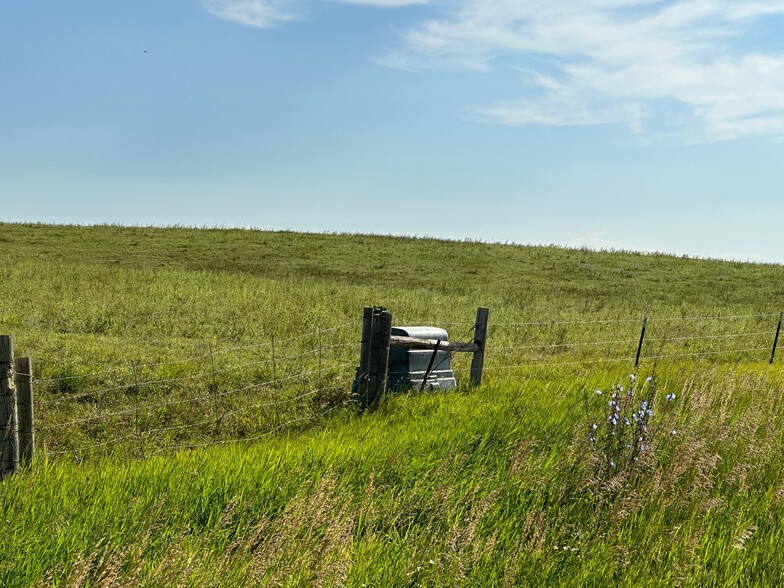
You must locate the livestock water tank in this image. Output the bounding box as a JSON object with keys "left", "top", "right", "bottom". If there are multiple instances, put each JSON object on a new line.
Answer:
{"left": 388, "top": 326, "right": 457, "bottom": 391}
{"left": 351, "top": 326, "right": 457, "bottom": 395}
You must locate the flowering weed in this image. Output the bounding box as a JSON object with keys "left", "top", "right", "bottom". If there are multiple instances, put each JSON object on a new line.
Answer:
{"left": 584, "top": 373, "right": 679, "bottom": 478}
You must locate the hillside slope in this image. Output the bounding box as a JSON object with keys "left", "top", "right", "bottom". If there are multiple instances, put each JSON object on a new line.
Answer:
{"left": 1, "top": 224, "right": 784, "bottom": 586}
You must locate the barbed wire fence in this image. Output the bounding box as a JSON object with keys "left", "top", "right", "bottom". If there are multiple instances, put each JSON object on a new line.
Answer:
{"left": 394, "top": 312, "right": 783, "bottom": 382}
{"left": 1, "top": 310, "right": 783, "bottom": 474}
{"left": 3, "top": 322, "right": 359, "bottom": 467}
{"left": 480, "top": 312, "right": 782, "bottom": 379}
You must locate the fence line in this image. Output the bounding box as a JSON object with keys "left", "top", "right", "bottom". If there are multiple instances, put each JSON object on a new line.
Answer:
{"left": 157, "top": 400, "right": 351, "bottom": 454}
{"left": 12, "top": 306, "right": 784, "bottom": 466}
{"left": 485, "top": 357, "right": 636, "bottom": 371}
{"left": 32, "top": 321, "right": 356, "bottom": 385}
{"left": 379, "top": 313, "right": 781, "bottom": 328}
{"left": 141, "top": 387, "right": 330, "bottom": 437}
{"left": 644, "top": 331, "right": 772, "bottom": 343}
{"left": 47, "top": 397, "right": 352, "bottom": 458}
{"left": 643, "top": 346, "right": 772, "bottom": 361}
{"left": 211, "top": 322, "right": 355, "bottom": 356}
{"left": 47, "top": 432, "right": 137, "bottom": 456}
{"left": 496, "top": 337, "right": 641, "bottom": 352}
{"left": 212, "top": 341, "right": 357, "bottom": 376}
{"left": 494, "top": 331, "right": 773, "bottom": 353}
{"left": 491, "top": 318, "right": 643, "bottom": 327}
{"left": 36, "top": 371, "right": 208, "bottom": 406}
{"left": 36, "top": 346, "right": 356, "bottom": 407}
{"left": 30, "top": 327, "right": 359, "bottom": 460}
{"left": 35, "top": 360, "right": 356, "bottom": 433}
{"left": 392, "top": 320, "right": 476, "bottom": 328}
{"left": 477, "top": 313, "right": 779, "bottom": 328}
{"left": 647, "top": 314, "right": 779, "bottom": 322}
{"left": 484, "top": 345, "right": 774, "bottom": 372}
{"left": 27, "top": 314, "right": 775, "bottom": 385}
{"left": 35, "top": 327, "right": 776, "bottom": 414}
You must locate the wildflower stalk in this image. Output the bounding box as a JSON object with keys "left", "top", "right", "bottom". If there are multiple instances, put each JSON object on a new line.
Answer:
{"left": 585, "top": 372, "right": 678, "bottom": 479}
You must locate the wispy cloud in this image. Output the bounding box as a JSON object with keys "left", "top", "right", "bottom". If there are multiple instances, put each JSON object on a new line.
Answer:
{"left": 201, "top": 0, "right": 299, "bottom": 28}
{"left": 387, "top": 0, "right": 784, "bottom": 141}
{"left": 336, "top": 0, "right": 431, "bottom": 6}
{"left": 202, "top": 0, "right": 429, "bottom": 27}
{"left": 200, "top": 0, "right": 784, "bottom": 140}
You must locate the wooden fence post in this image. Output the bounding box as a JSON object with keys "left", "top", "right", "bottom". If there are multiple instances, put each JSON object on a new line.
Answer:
{"left": 366, "top": 309, "right": 392, "bottom": 409}
{"left": 14, "top": 357, "right": 34, "bottom": 467}
{"left": 0, "top": 335, "right": 18, "bottom": 477}
{"left": 470, "top": 307, "right": 489, "bottom": 387}
{"left": 357, "top": 306, "right": 373, "bottom": 404}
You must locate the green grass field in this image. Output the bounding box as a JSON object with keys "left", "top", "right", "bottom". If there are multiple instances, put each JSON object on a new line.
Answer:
{"left": 1, "top": 223, "right": 784, "bottom": 586}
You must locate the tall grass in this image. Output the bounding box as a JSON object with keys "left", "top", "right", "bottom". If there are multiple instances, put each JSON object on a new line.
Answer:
{"left": 4, "top": 365, "right": 784, "bottom": 586}
{"left": 1, "top": 223, "right": 784, "bottom": 585}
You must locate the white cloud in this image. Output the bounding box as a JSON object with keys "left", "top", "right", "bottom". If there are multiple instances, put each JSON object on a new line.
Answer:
{"left": 201, "top": 0, "right": 298, "bottom": 28}
{"left": 336, "top": 0, "right": 431, "bottom": 6}
{"left": 199, "top": 0, "right": 784, "bottom": 140}
{"left": 389, "top": 0, "right": 784, "bottom": 141}
{"left": 202, "top": 0, "right": 429, "bottom": 27}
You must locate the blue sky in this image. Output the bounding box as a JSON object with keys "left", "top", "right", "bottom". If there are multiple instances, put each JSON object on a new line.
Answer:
{"left": 2, "top": 0, "right": 784, "bottom": 262}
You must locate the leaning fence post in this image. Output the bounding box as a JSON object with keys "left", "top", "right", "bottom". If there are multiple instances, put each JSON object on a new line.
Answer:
{"left": 771, "top": 312, "right": 783, "bottom": 365}
{"left": 635, "top": 316, "right": 648, "bottom": 369}
{"left": 470, "top": 307, "right": 489, "bottom": 387}
{"left": 366, "top": 309, "right": 392, "bottom": 409}
{"left": 0, "top": 335, "right": 19, "bottom": 477}
{"left": 14, "top": 357, "right": 34, "bottom": 467}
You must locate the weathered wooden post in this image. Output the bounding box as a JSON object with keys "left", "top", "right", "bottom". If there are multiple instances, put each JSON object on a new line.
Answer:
{"left": 470, "top": 307, "right": 489, "bottom": 387}
{"left": 14, "top": 357, "right": 34, "bottom": 467}
{"left": 356, "top": 306, "right": 373, "bottom": 405}
{"left": 366, "top": 309, "right": 392, "bottom": 409}
{"left": 0, "top": 335, "right": 19, "bottom": 477}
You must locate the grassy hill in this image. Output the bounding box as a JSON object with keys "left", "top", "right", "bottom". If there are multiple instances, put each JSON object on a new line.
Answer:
{"left": 1, "top": 223, "right": 784, "bottom": 586}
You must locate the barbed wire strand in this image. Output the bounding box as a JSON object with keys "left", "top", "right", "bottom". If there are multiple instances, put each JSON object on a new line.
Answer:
{"left": 486, "top": 356, "right": 635, "bottom": 371}
{"left": 46, "top": 399, "right": 351, "bottom": 457}
{"left": 485, "top": 345, "right": 772, "bottom": 371}
{"left": 645, "top": 331, "right": 773, "bottom": 343}
{"left": 489, "top": 313, "right": 778, "bottom": 328}
{"left": 494, "top": 331, "right": 773, "bottom": 352}
{"left": 392, "top": 321, "right": 475, "bottom": 328}
{"left": 140, "top": 387, "right": 330, "bottom": 437}
{"left": 649, "top": 314, "right": 778, "bottom": 323}
{"left": 36, "top": 350, "right": 356, "bottom": 407}
{"left": 643, "top": 347, "right": 771, "bottom": 361}
{"left": 165, "top": 401, "right": 350, "bottom": 453}
{"left": 212, "top": 341, "right": 357, "bottom": 376}
{"left": 212, "top": 322, "right": 355, "bottom": 356}
{"left": 36, "top": 362, "right": 353, "bottom": 432}
{"left": 36, "top": 371, "right": 209, "bottom": 406}
{"left": 36, "top": 362, "right": 356, "bottom": 432}
{"left": 491, "top": 318, "right": 642, "bottom": 327}
{"left": 495, "top": 337, "right": 640, "bottom": 352}
{"left": 32, "top": 321, "right": 357, "bottom": 384}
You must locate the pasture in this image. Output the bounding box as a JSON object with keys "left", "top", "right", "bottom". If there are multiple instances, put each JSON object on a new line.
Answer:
{"left": 1, "top": 223, "right": 784, "bottom": 586}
